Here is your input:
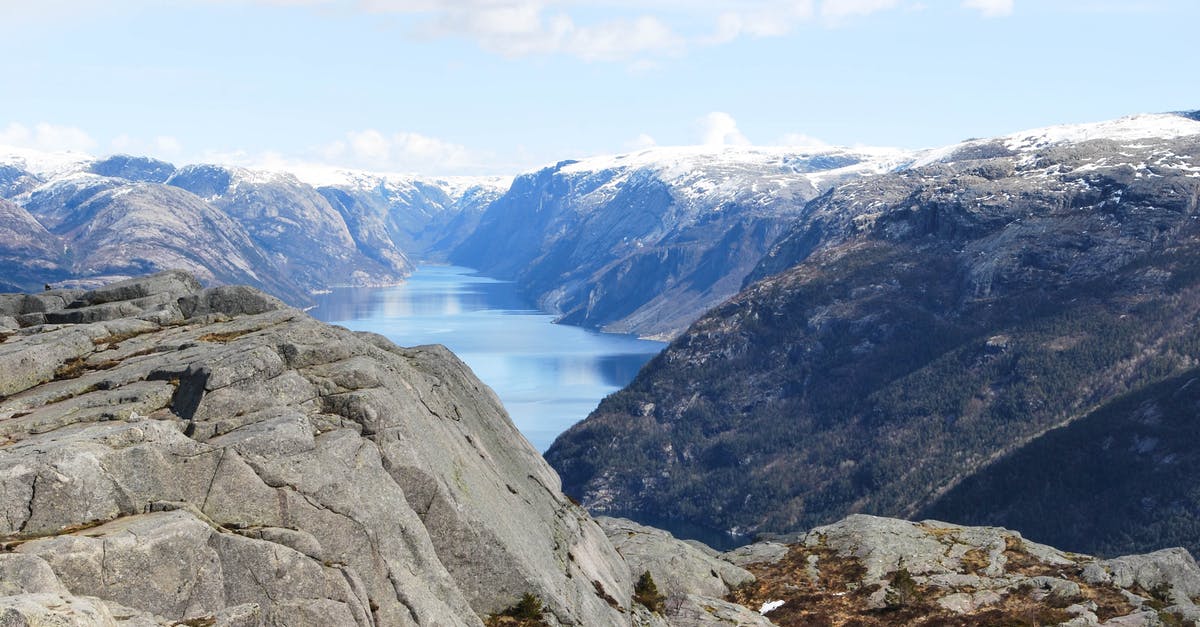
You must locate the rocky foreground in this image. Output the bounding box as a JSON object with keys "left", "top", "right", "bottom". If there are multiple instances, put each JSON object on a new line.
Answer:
{"left": 0, "top": 272, "right": 1198, "bottom": 626}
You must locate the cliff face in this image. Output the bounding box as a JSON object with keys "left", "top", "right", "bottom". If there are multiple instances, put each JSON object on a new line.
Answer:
{"left": 546, "top": 114, "right": 1200, "bottom": 553}
{"left": 0, "top": 272, "right": 632, "bottom": 626}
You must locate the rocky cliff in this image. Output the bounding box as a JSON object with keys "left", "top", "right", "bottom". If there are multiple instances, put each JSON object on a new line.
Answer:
{"left": 545, "top": 113, "right": 1200, "bottom": 555}
{"left": 451, "top": 146, "right": 909, "bottom": 340}
{"left": 0, "top": 271, "right": 769, "bottom": 626}
{"left": 0, "top": 271, "right": 630, "bottom": 625}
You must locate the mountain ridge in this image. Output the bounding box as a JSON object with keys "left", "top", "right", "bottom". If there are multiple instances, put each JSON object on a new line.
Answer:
{"left": 546, "top": 111, "right": 1200, "bottom": 559}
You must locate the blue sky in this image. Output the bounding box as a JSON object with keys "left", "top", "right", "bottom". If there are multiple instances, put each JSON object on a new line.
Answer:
{"left": 1, "top": 0, "right": 1197, "bottom": 175}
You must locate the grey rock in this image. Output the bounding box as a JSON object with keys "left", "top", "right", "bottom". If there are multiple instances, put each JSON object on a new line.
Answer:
{"left": 1084, "top": 562, "right": 1114, "bottom": 585}
{"left": 1101, "top": 611, "right": 1163, "bottom": 626}
{"left": 0, "top": 326, "right": 94, "bottom": 397}
{"left": 1104, "top": 548, "right": 1200, "bottom": 606}
{"left": 177, "top": 285, "right": 286, "bottom": 319}
{"left": 662, "top": 594, "right": 774, "bottom": 627}
{"left": 70, "top": 270, "right": 202, "bottom": 308}
{"left": 0, "top": 592, "right": 119, "bottom": 626}
{"left": 937, "top": 590, "right": 1004, "bottom": 614}
{"left": 0, "top": 555, "right": 67, "bottom": 597}
{"left": 597, "top": 517, "right": 755, "bottom": 598}
{"left": 721, "top": 541, "right": 790, "bottom": 567}
{"left": 0, "top": 276, "right": 635, "bottom": 626}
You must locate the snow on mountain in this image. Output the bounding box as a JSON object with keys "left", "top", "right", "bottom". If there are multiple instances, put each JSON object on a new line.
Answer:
{"left": 246, "top": 161, "right": 511, "bottom": 202}
{"left": 910, "top": 112, "right": 1200, "bottom": 169}
{"left": 547, "top": 144, "right": 913, "bottom": 208}
{"left": 0, "top": 145, "right": 93, "bottom": 179}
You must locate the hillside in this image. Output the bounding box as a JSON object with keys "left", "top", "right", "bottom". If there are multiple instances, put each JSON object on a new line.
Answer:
{"left": 546, "top": 113, "right": 1200, "bottom": 554}
{"left": 0, "top": 150, "right": 506, "bottom": 304}
{"left": 452, "top": 146, "right": 910, "bottom": 339}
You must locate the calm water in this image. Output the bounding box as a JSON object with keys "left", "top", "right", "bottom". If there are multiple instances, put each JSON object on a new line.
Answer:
{"left": 309, "top": 265, "right": 664, "bottom": 452}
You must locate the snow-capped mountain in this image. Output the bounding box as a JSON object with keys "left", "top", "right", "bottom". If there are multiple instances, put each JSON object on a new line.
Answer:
{"left": 0, "top": 148, "right": 510, "bottom": 302}
{"left": 453, "top": 144, "right": 914, "bottom": 339}
{"left": 546, "top": 110, "right": 1200, "bottom": 553}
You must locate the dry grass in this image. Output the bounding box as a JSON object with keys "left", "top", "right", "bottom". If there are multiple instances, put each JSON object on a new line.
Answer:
{"left": 960, "top": 548, "right": 990, "bottom": 575}
{"left": 53, "top": 357, "right": 88, "bottom": 380}
{"left": 729, "top": 541, "right": 1139, "bottom": 627}
{"left": 198, "top": 329, "right": 253, "bottom": 343}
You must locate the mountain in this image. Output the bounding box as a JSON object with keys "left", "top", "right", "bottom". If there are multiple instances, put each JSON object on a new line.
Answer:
{"left": 0, "top": 149, "right": 503, "bottom": 303}
{"left": 311, "top": 170, "right": 508, "bottom": 261}
{"left": 3, "top": 272, "right": 1199, "bottom": 626}
{"left": 545, "top": 112, "right": 1200, "bottom": 555}
{"left": 166, "top": 165, "right": 412, "bottom": 290}
{"left": 452, "top": 146, "right": 910, "bottom": 340}
{"left": 0, "top": 198, "right": 67, "bottom": 291}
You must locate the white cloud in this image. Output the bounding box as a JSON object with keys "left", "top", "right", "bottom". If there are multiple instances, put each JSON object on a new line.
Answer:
{"left": 627, "top": 133, "right": 658, "bottom": 150}
{"left": 189, "top": 0, "right": 930, "bottom": 62}
{"left": 777, "top": 132, "right": 831, "bottom": 148}
{"left": 706, "top": 2, "right": 815, "bottom": 44}
{"left": 820, "top": 0, "right": 901, "bottom": 21}
{"left": 0, "top": 122, "right": 97, "bottom": 153}
{"left": 316, "top": 128, "right": 477, "bottom": 172}
{"left": 418, "top": 4, "right": 685, "bottom": 61}
{"left": 699, "top": 112, "right": 751, "bottom": 146}
{"left": 155, "top": 136, "right": 184, "bottom": 156}
{"left": 109, "top": 133, "right": 185, "bottom": 159}
{"left": 962, "top": 0, "right": 1013, "bottom": 17}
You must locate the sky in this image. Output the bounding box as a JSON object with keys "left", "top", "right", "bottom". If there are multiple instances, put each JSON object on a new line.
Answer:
{"left": 1, "top": 0, "right": 1197, "bottom": 175}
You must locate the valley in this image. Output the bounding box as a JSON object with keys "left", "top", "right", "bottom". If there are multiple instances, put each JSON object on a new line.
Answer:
{"left": 309, "top": 264, "right": 663, "bottom": 451}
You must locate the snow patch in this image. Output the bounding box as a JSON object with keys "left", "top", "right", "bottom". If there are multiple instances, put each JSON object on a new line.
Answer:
{"left": 760, "top": 599, "right": 785, "bottom": 614}
{"left": 0, "top": 144, "right": 93, "bottom": 178}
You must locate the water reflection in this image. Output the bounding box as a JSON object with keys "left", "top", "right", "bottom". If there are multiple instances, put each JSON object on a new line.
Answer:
{"left": 310, "top": 265, "right": 665, "bottom": 451}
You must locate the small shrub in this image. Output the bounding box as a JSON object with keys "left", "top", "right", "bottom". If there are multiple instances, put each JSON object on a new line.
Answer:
{"left": 484, "top": 593, "right": 548, "bottom": 627}
{"left": 633, "top": 570, "right": 666, "bottom": 613}
{"left": 884, "top": 568, "right": 920, "bottom": 609}
{"left": 506, "top": 593, "right": 544, "bottom": 620}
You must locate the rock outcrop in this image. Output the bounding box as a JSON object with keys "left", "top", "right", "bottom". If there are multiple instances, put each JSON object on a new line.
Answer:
{"left": 728, "top": 514, "right": 1200, "bottom": 626}
{"left": 0, "top": 271, "right": 639, "bottom": 625}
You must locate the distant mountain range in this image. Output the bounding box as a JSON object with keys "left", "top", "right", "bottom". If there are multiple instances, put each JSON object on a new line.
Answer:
{"left": 546, "top": 112, "right": 1200, "bottom": 558}
{"left": 0, "top": 151, "right": 506, "bottom": 303}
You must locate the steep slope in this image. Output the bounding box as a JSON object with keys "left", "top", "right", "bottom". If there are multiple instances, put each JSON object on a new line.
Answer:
{"left": 0, "top": 164, "right": 42, "bottom": 198}
{"left": 546, "top": 113, "right": 1200, "bottom": 548}
{"left": 0, "top": 272, "right": 632, "bottom": 625}
{"left": 314, "top": 171, "right": 508, "bottom": 260}
{"left": 61, "top": 184, "right": 305, "bottom": 298}
{"left": 0, "top": 199, "right": 67, "bottom": 291}
{"left": 452, "top": 146, "right": 910, "bottom": 339}
{"left": 921, "top": 366, "right": 1200, "bottom": 558}
{"left": 167, "top": 165, "right": 412, "bottom": 290}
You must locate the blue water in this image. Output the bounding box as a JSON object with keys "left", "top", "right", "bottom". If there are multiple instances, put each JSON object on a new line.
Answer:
{"left": 309, "top": 265, "right": 665, "bottom": 451}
